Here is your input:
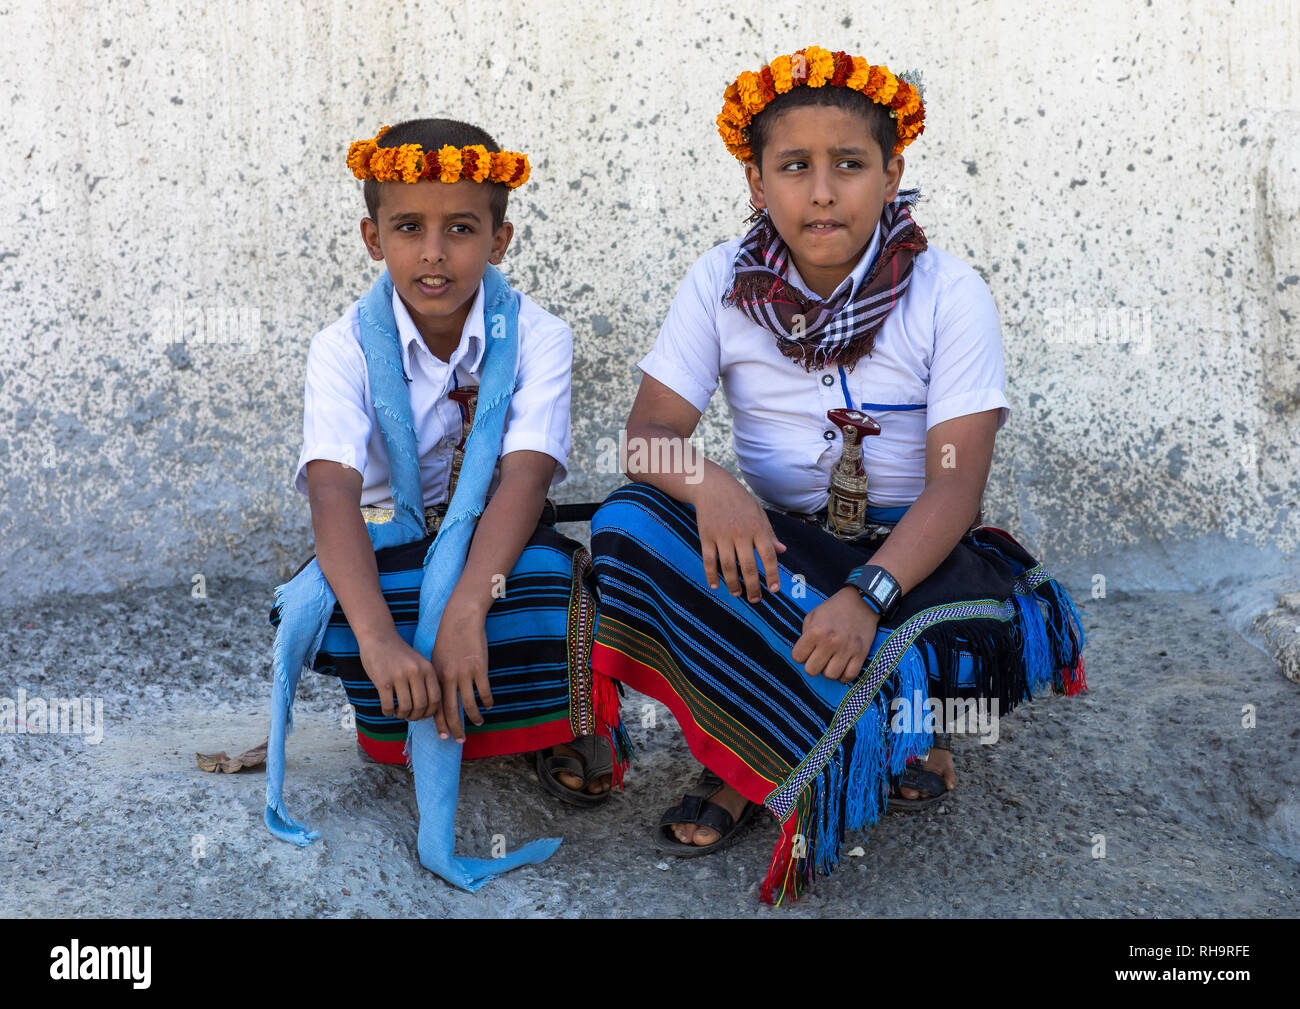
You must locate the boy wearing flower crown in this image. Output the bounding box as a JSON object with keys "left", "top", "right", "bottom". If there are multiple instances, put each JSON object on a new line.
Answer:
{"left": 589, "top": 48, "right": 1085, "bottom": 902}
{"left": 267, "top": 120, "right": 631, "bottom": 867}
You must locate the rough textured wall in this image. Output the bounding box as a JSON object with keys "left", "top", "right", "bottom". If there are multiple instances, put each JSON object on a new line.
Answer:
{"left": 0, "top": 0, "right": 1296, "bottom": 599}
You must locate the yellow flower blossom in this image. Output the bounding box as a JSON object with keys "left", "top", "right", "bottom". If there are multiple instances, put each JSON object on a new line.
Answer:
{"left": 435, "top": 145, "right": 462, "bottom": 184}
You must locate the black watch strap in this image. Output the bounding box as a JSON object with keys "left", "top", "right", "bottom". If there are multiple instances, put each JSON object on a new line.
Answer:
{"left": 844, "top": 564, "right": 902, "bottom": 621}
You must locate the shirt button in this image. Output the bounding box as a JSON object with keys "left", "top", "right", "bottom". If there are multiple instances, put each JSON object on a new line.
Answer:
{"left": 823, "top": 430, "right": 836, "bottom": 441}
{"left": 821, "top": 374, "right": 834, "bottom": 386}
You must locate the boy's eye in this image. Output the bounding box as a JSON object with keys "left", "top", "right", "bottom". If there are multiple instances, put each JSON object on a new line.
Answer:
{"left": 397, "top": 222, "right": 419, "bottom": 232}
{"left": 780, "top": 158, "right": 863, "bottom": 171}
{"left": 450, "top": 223, "right": 473, "bottom": 234}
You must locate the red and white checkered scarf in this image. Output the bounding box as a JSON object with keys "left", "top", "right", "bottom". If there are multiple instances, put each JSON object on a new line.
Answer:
{"left": 722, "top": 188, "right": 927, "bottom": 372}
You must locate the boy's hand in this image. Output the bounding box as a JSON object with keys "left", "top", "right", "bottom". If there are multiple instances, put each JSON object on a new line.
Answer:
{"left": 792, "top": 588, "right": 879, "bottom": 683}
{"left": 357, "top": 631, "right": 441, "bottom": 721}
{"left": 430, "top": 597, "right": 493, "bottom": 743}
{"left": 693, "top": 469, "right": 787, "bottom": 603}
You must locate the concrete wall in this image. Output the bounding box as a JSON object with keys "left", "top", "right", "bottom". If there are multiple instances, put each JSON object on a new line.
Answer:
{"left": 1, "top": 0, "right": 1296, "bottom": 600}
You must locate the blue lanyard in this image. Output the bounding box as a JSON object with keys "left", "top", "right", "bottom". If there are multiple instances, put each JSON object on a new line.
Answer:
{"left": 837, "top": 364, "right": 854, "bottom": 409}
{"left": 832, "top": 236, "right": 926, "bottom": 414}
{"left": 834, "top": 236, "right": 882, "bottom": 409}
{"left": 837, "top": 362, "right": 926, "bottom": 412}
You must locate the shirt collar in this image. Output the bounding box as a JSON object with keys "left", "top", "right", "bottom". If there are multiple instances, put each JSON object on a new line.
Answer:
{"left": 390, "top": 279, "right": 487, "bottom": 378}
{"left": 785, "top": 219, "right": 882, "bottom": 302}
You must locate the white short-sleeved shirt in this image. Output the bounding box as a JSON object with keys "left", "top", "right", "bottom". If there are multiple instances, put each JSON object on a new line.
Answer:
{"left": 294, "top": 279, "right": 572, "bottom": 509}
{"left": 638, "top": 228, "right": 1010, "bottom": 513}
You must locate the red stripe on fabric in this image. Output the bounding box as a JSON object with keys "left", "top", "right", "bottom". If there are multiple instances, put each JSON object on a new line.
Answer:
{"left": 356, "top": 722, "right": 580, "bottom": 762}
{"left": 462, "top": 719, "right": 574, "bottom": 760}
{"left": 591, "top": 641, "right": 778, "bottom": 805}
{"left": 356, "top": 732, "right": 407, "bottom": 765}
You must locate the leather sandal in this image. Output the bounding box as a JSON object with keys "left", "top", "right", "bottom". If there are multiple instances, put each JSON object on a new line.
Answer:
{"left": 532, "top": 735, "right": 614, "bottom": 808}
{"left": 887, "top": 731, "right": 953, "bottom": 812}
{"left": 653, "top": 769, "right": 760, "bottom": 857}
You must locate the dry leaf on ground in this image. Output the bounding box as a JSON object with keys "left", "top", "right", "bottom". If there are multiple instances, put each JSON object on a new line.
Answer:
{"left": 196, "top": 738, "right": 268, "bottom": 773}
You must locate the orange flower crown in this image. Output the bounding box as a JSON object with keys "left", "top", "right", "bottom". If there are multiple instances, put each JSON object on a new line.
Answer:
{"left": 717, "top": 46, "right": 926, "bottom": 163}
{"left": 346, "top": 125, "right": 531, "bottom": 189}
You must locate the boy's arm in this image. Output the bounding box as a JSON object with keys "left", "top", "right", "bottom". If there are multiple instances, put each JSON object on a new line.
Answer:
{"left": 431, "top": 448, "right": 556, "bottom": 742}
{"left": 865, "top": 408, "right": 999, "bottom": 596}
{"left": 802, "top": 261, "right": 1007, "bottom": 682}
{"left": 624, "top": 373, "right": 868, "bottom": 685}
{"left": 306, "top": 459, "right": 440, "bottom": 721}
{"left": 792, "top": 410, "right": 999, "bottom": 683}
{"left": 863, "top": 262, "right": 1008, "bottom": 597}
{"left": 627, "top": 246, "right": 786, "bottom": 598}
{"left": 625, "top": 374, "right": 785, "bottom": 600}
{"left": 872, "top": 262, "right": 1007, "bottom": 591}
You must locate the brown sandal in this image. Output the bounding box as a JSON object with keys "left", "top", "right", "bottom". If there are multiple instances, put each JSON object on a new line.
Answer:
{"left": 532, "top": 735, "right": 614, "bottom": 808}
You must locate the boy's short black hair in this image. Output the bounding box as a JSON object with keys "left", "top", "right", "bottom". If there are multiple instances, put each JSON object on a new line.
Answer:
{"left": 363, "top": 118, "right": 509, "bottom": 230}
{"left": 748, "top": 86, "right": 897, "bottom": 173}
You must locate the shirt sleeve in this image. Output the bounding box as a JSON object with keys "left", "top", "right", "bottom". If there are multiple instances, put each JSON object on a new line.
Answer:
{"left": 926, "top": 267, "right": 1012, "bottom": 431}
{"left": 499, "top": 309, "right": 573, "bottom": 486}
{"left": 292, "top": 326, "right": 373, "bottom": 497}
{"left": 636, "top": 249, "right": 724, "bottom": 415}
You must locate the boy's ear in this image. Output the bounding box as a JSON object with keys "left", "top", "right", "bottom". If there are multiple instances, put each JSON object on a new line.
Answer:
{"left": 488, "top": 220, "right": 514, "bottom": 266}
{"left": 744, "top": 161, "right": 766, "bottom": 210}
{"left": 359, "top": 217, "right": 385, "bottom": 262}
{"left": 884, "top": 154, "right": 905, "bottom": 203}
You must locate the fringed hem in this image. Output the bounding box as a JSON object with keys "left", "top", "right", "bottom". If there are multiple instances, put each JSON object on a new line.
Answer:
{"left": 1037, "top": 577, "right": 1088, "bottom": 696}
{"left": 723, "top": 271, "right": 789, "bottom": 309}
{"left": 758, "top": 576, "right": 1088, "bottom": 904}
{"left": 592, "top": 662, "right": 634, "bottom": 788}
{"left": 590, "top": 543, "right": 1087, "bottom": 905}
{"left": 263, "top": 803, "right": 320, "bottom": 847}
{"left": 759, "top": 643, "right": 931, "bottom": 904}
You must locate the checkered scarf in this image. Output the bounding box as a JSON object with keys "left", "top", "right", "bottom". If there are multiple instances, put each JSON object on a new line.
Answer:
{"left": 722, "top": 188, "right": 927, "bottom": 372}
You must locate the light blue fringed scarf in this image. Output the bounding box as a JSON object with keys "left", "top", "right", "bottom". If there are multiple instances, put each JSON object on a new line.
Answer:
{"left": 264, "top": 265, "right": 562, "bottom": 891}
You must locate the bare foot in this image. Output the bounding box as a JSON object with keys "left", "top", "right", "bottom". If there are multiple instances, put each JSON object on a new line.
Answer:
{"left": 670, "top": 776, "right": 750, "bottom": 846}
{"left": 897, "top": 745, "right": 956, "bottom": 800}
{"left": 547, "top": 740, "right": 611, "bottom": 795}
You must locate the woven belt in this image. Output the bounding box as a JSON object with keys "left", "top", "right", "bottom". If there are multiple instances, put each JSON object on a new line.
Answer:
{"left": 781, "top": 506, "right": 984, "bottom": 543}
{"left": 782, "top": 508, "right": 896, "bottom": 543}
{"left": 360, "top": 502, "right": 449, "bottom": 536}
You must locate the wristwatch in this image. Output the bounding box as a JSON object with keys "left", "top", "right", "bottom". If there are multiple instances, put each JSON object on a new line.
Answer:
{"left": 844, "top": 564, "right": 902, "bottom": 622}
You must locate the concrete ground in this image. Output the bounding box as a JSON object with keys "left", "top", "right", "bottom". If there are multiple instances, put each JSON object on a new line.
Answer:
{"left": 2, "top": 568, "right": 1297, "bottom": 918}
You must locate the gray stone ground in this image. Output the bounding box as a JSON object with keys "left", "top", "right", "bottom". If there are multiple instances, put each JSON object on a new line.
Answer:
{"left": 2, "top": 560, "right": 1298, "bottom": 918}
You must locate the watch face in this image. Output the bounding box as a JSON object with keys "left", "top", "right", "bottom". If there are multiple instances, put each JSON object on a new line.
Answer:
{"left": 852, "top": 566, "right": 898, "bottom": 616}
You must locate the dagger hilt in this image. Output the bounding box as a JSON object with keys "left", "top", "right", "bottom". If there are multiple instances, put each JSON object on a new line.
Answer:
{"left": 824, "top": 408, "right": 881, "bottom": 540}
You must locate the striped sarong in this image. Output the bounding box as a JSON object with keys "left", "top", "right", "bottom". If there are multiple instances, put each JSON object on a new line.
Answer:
{"left": 589, "top": 482, "right": 1085, "bottom": 903}
{"left": 271, "top": 521, "right": 631, "bottom": 773}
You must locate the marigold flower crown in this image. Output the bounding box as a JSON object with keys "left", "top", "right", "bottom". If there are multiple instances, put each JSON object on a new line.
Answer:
{"left": 347, "top": 125, "right": 531, "bottom": 189}
{"left": 717, "top": 46, "right": 926, "bottom": 163}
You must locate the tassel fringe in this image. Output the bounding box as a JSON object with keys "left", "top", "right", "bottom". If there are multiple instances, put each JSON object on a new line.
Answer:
{"left": 758, "top": 574, "right": 1087, "bottom": 904}
{"left": 592, "top": 663, "right": 634, "bottom": 788}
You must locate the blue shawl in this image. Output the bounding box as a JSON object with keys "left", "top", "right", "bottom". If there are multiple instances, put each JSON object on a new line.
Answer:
{"left": 264, "top": 266, "right": 561, "bottom": 891}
